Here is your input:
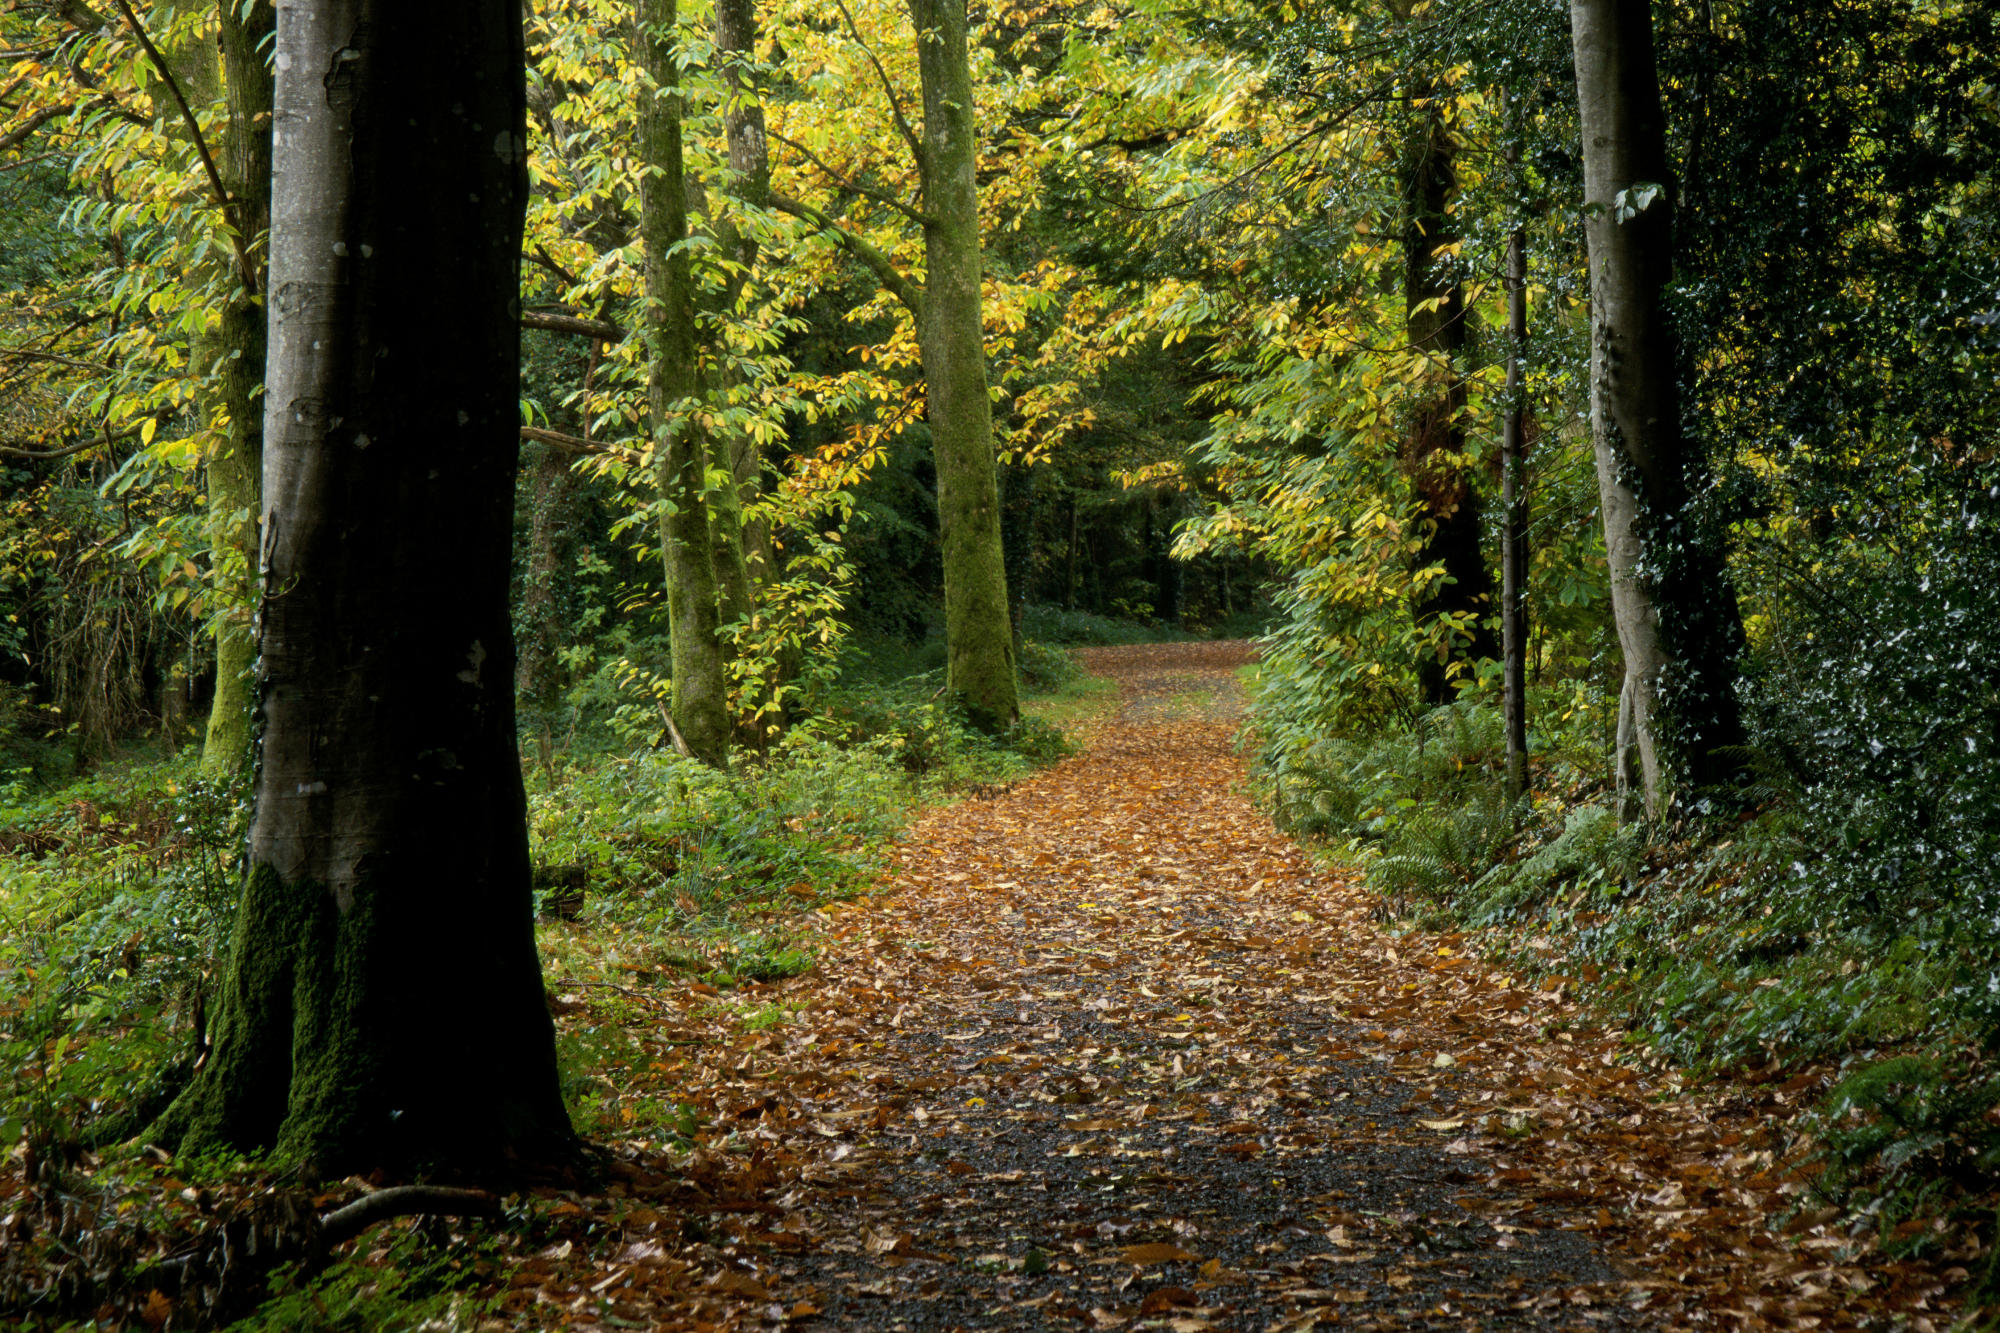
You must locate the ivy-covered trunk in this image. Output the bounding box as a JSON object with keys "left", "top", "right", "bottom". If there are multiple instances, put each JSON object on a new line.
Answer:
{"left": 638, "top": 0, "right": 731, "bottom": 767}
{"left": 1399, "top": 103, "right": 1495, "bottom": 707}
{"left": 1570, "top": 0, "right": 1743, "bottom": 818}
{"left": 158, "top": 0, "right": 574, "bottom": 1175}
{"left": 910, "top": 0, "right": 1017, "bottom": 733}
{"left": 199, "top": 0, "right": 274, "bottom": 775}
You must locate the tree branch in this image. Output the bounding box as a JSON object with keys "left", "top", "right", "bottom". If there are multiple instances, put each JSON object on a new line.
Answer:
{"left": 521, "top": 310, "right": 624, "bottom": 342}
{"left": 769, "top": 192, "right": 921, "bottom": 316}
{"left": 108, "top": 0, "right": 257, "bottom": 292}
{"left": 52, "top": 0, "right": 115, "bottom": 33}
{"left": 829, "top": 0, "right": 923, "bottom": 168}
{"left": 521, "top": 424, "right": 619, "bottom": 457}
{"left": 527, "top": 243, "right": 583, "bottom": 289}
{"left": 0, "top": 422, "right": 142, "bottom": 460}
{"left": 1109, "top": 87, "right": 1394, "bottom": 216}
{"left": 318, "top": 1186, "right": 501, "bottom": 1248}
{"left": 767, "top": 128, "right": 929, "bottom": 228}
{"left": 0, "top": 105, "right": 70, "bottom": 154}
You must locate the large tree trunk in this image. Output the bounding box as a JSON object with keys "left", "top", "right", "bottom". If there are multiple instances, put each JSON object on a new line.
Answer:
{"left": 158, "top": 0, "right": 574, "bottom": 1175}
{"left": 639, "top": 0, "right": 731, "bottom": 766}
{"left": 199, "top": 0, "right": 274, "bottom": 775}
{"left": 1400, "top": 103, "right": 1496, "bottom": 707}
{"left": 910, "top": 0, "right": 1017, "bottom": 732}
{"left": 1570, "top": 0, "right": 1743, "bottom": 819}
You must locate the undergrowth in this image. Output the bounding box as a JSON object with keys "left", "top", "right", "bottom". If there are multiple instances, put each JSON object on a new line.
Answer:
{"left": 0, "top": 640, "right": 1101, "bottom": 1329}
{"left": 1257, "top": 687, "right": 2000, "bottom": 1272}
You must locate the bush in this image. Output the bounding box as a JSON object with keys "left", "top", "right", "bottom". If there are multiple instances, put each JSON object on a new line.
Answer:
{"left": 526, "top": 734, "right": 906, "bottom": 932}
{"left": 0, "top": 753, "right": 245, "bottom": 1150}
{"left": 1018, "top": 640, "right": 1083, "bottom": 695}
{"left": 1019, "top": 603, "right": 1192, "bottom": 645}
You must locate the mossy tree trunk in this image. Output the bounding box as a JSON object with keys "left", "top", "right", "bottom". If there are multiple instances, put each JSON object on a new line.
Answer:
{"left": 1399, "top": 99, "right": 1495, "bottom": 708}
{"left": 638, "top": 0, "right": 731, "bottom": 766}
{"left": 910, "top": 0, "right": 1017, "bottom": 733}
{"left": 1571, "top": 0, "right": 1744, "bottom": 819}
{"left": 703, "top": 0, "right": 768, "bottom": 633}
{"left": 157, "top": 0, "right": 574, "bottom": 1176}
{"left": 199, "top": 0, "right": 274, "bottom": 775}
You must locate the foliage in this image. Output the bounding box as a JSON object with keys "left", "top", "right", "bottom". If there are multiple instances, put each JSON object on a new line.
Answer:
{"left": 0, "top": 753, "right": 242, "bottom": 1152}
{"left": 1018, "top": 603, "right": 1194, "bottom": 646}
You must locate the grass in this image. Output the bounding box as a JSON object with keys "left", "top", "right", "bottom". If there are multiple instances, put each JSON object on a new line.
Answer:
{"left": 0, "top": 641, "right": 1119, "bottom": 1330}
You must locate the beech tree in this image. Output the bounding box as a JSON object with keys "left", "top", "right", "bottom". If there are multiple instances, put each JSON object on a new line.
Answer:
{"left": 771, "top": 0, "right": 1018, "bottom": 732}
{"left": 157, "top": 0, "right": 574, "bottom": 1171}
{"left": 1570, "top": 0, "right": 1742, "bottom": 819}
{"left": 907, "top": 0, "right": 1016, "bottom": 731}
{"left": 197, "top": 0, "right": 275, "bottom": 773}
{"left": 638, "top": 0, "right": 732, "bottom": 767}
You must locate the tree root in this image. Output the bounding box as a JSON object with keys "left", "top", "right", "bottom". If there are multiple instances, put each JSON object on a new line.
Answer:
{"left": 317, "top": 1185, "right": 501, "bottom": 1246}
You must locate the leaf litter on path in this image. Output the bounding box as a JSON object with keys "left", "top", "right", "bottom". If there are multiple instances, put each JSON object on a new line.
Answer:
{"left": 510, "top": 642, "right": 1967, "bottom": 1331}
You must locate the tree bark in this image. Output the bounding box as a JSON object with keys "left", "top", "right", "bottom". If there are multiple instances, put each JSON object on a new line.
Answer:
{"left": 517, "top": 440, "right": 578, "bottom": 710}
{"left": 1570, "top": 0, "right": 1743, "bottom": 819}
{"left": 199, "top": 0, "right": 274, "bottom": 775}
{"left": 910, "top": 0, "right": 1017, "bottom": 732}
{"left": 1500, "top": 219, "right": 1530, "bottom": 806}
{"left": 638, "top": 0, "right": 730, "bottom": 766}
{"left": 1399, "top": 101, "right": 1495, "bottom": 708}
{"left": 709, "top": 0, "right": 771, "bottom": 614}
{"left": 156, "top": 0, "right": 574, "bottom": 1175}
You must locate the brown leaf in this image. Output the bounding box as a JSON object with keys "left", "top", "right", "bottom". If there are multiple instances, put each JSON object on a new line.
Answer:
{"left": 1139, "top": 1285, "right": 1198, "bottom": 1314}
{"left": 707, "top": 1269, "right": 770, "bottom": 1299}
{"left": 1121, "top": 1242, "right": 1197, "bottom": 1264}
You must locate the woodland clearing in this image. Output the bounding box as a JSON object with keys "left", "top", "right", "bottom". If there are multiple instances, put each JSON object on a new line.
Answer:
{"left": 468, "top": 643, "right": 1970, "bottom": 1332}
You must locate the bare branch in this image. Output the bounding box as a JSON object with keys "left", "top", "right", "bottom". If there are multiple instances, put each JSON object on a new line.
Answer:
{"left": 521, "top": 310, "right": 624, "bottom": 342}
{"left": 0, "top": 422, "right": 142, "bottom": 460}
{"left": 521, "top": 424, "right": 621, "bottom": 457}
{"left": 0, "top": 346, "right": 116, "bottom": 372}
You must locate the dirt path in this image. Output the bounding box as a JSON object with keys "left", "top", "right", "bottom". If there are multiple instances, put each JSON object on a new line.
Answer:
{"left": 527, "top": 644, "right": 1961, "bottom": 1331}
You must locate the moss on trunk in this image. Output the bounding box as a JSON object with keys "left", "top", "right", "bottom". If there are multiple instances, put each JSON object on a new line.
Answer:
{"left": 911, "top": 0, "right": 1017, "bottom": 733}
{"left": 159, "top": 0, "right": 575, "bottom": 1177}
{"left": 640, "top": 0, "right": 731, "bottom": 767}
{"left": 199, "top": 0, "right": 273, "bottom": 775}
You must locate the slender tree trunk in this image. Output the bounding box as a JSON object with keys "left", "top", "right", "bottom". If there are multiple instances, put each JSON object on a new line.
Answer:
{"left": 707, "top": 0, "right": 770, "bottom": 623}
{"left": 199, "top": 0, "right": 274, "bottom": 774}
{"left": 638, "top": 0, "right": 730, "bottom": 766}
{"left": 158, "top": 0, "right": 573, "bottom": 1173}
{"left": 910, "top": 0, "right": 1017, "bottom": 733}
{"left": 517, "top": 440, "right": 578, "bottom": 709}
{"left": 1571, "top": 0, "right": 1743, "bottom": 819}
{"left": 1400, "top": 102, "right": 1496, "bottom": 707}
{"left": 1500, "top": 220, "right": 1531, "bottom": 806}
{"left": 1064, "top": 495, "right": 1079, "bottom": 611}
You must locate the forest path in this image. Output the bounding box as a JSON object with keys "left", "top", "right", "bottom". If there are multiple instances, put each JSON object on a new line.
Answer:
{"left": 760, "top": 641, "right": 1647, "bottom": 1331}
{"left": 549, "top": 643, "right": 1947, "bottom": 1331}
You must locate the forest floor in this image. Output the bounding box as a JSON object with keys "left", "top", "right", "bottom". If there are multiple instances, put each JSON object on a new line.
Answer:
{"left": 507, "top": 643, "right": 1968, "bottom": 1332}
